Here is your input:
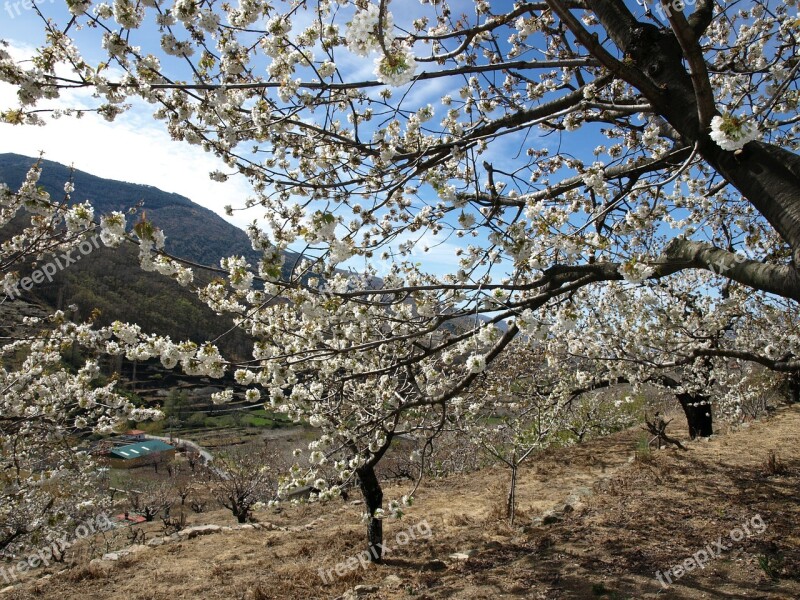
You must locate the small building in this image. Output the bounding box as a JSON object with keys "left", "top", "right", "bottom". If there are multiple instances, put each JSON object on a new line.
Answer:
{"left": 107, "top": 440, "right": 175, "bottom": 469}
{"left": 126, "top": 429, "right": 147, "bottom": 441}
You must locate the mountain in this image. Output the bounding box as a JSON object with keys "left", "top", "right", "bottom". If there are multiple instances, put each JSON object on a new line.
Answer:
{"left": 0, "top": 153, "right": 298, "bottom": 272}
{"left": 0, "top": 153, "right": 271, "bottom": 359}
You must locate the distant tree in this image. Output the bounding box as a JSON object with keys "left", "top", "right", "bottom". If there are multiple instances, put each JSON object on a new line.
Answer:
{"left": 201, "top": 445, "right": 281, "bottom": 523}
{"left": 128, "top": 482, "right": 172, "bottom": 522}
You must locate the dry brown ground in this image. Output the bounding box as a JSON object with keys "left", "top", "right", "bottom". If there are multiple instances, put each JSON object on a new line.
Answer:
{"left": 4, "top": 404, "right": 800, "bottom": 600}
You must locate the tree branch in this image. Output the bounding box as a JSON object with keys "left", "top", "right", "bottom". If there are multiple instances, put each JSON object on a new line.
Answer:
{"left": 662, "top": 238, "right": 800, "bottom": 301}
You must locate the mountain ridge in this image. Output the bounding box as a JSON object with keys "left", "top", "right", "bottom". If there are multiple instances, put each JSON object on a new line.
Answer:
{"left": 0, "top": 152, "right": 297, "bottom": 271}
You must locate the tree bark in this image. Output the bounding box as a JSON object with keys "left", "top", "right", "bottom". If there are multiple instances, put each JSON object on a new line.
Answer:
{"left": 506, "top": 463, "right": 518, "bottom": 526}
{"left": 788, "top": 372, "right": 800, "bottom": 404}
{"left": 356, "top": 463, "right": 384, "bottom": 563}
{"left": 676, "top": 393, "right": 713, "bottom": 438}
{"left": 581, "top": 0, "right": 800, "bottom": 268}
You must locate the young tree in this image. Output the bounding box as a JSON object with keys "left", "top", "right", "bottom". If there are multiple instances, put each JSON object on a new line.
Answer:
{"left": 3, "top": 0, "right": 800, "bottom": 558}
{"left": 201, "top": 445, "right": 280, "bottom": 523}
{"left": 128, "top": 482, "right": 172, "bottom": 522}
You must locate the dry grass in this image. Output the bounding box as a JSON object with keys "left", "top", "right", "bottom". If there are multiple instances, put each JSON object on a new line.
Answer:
{"left": 4, "top": 406, "right": 800, "bottom": 599}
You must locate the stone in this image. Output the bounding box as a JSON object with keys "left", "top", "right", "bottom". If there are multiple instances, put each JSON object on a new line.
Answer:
{"left": 383, "top": 575, "right": 403, "bottom": 588}
{"left": 353, "top": 585, "right": 379, "bottom": 594}
{"left": 541, "top": 512, "right": 563, "bottom": 525}
{"left": 421, "top": 559, "right": 447, "bottom": 571}
{"left": 147, "top": 537, "right": 165, "bottom": 547}
{"left": 101, "top": 552, "right": 121, "bottom": 561}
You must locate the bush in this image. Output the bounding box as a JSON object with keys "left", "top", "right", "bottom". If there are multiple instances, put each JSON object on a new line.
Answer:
{"left": 187, "top": 412, "right": 207, "bottom": 427}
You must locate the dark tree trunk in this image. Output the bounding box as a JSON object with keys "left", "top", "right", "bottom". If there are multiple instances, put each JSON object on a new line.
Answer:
{"left": 677, "top": 393, "right": 713, "bottom": 439}
{"left": 506, "top": 463, "right": 518, "bottom": 526}
{"left": 788, "top": 372, "right": 800, "bottom": 404}
{"left": 582, "top": 0, "right": 800, "bottom": 287}
{"left": 356, "top": 463, "right": 384, "bottom": 563}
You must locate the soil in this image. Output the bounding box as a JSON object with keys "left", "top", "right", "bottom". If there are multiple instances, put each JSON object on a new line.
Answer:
{"left": 3, "top": 404, "right": 799, "bottom": 600}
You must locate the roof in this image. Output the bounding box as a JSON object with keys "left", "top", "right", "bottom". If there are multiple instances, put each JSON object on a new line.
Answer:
{"left": 108, "top": 440, "right": 175, "bottom": 460}
{"left": 127, "top": 429, "right": 146, "bottom": 435}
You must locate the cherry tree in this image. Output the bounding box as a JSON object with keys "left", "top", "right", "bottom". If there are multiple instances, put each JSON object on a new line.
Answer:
{"left": 0, "top": 164, "right": 162, "bottom": 556}
{"left": 2, "top": 0, "right": 800, "bottom": 559}
{"left": 201, "top": 445, "right": 281, "bottom": 523}
{"left": 541, "top": 272, "right": 798, "bottom": 437}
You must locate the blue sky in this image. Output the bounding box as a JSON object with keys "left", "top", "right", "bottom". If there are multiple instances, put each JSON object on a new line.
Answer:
{"left": 0, "top": 0, "right": 664, "bottom": 279}
{"left": 0, "top": 2, "right": 473, "bottom": 276}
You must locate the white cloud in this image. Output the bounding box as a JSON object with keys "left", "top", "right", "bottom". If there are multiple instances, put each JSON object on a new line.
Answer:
{"left": 0, "top": 40, "right": 261, "bottom": 231}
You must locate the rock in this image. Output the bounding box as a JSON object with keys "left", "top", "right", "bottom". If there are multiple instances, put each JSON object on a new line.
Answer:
{"left": 383, "top": 575, "right": 403, "bottom": 588}
{"left": 127, "top": 544, "right": 149, "bottom": 554}
{"left": 147, "top": 537, "right": 165, "bottom": 547}
{"left": 449, "top": 549, "right": 478, "bottom": 560}
{"left": 238, "top": 524, "right": 255, "bottom": 530}
{"left": 541, "top": 512, "right": 563, "bottom": 525}
{"left": 350, "top": 500, "right": 364, "bottom": 505}
{"left": 101, "top": 552, "right": 121, "bottom": 561}
{"left": 1, "top": 586, "right": 15, "bottom": 595}
{"left": 353, "top": 585, "right": 379, "bottom": 594}
{"left": 421, "top": 559, "right": 447, "bottom": 571}
{"left": 561, "top": 503, "right": 574, "bottom": 513}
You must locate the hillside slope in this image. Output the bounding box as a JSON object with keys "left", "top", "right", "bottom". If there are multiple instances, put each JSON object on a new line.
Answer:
{"left": 0, "top": 153, "right": 298, "bottom": 272}
{"left": 4, "top": 405, "right": 799, "bottom": 599}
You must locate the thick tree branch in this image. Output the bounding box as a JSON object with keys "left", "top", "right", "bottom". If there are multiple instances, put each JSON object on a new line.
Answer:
{"left": 687, "top": 0, "right": 715, "bottom": 40}
{"left": 661, "top": 0, "right": 716, "bottom": 128}
{"left": 662, "top": 238, "right": 800, "bottom": 301}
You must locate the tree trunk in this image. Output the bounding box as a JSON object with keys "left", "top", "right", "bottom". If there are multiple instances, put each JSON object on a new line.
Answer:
{"left": 677, "top": 393, "right": 713, "bottom": 439}
{"left": 788, "top": 372, "right": 800, "bottom": 404}
{"left": 506, "top": 464, "right": 518, "bottom": 526}
{"left": 585, "top": 0, "right": 800, "bottom": 271}
{"left": 357, "top": 463, "right": 384, "bottom": 563}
